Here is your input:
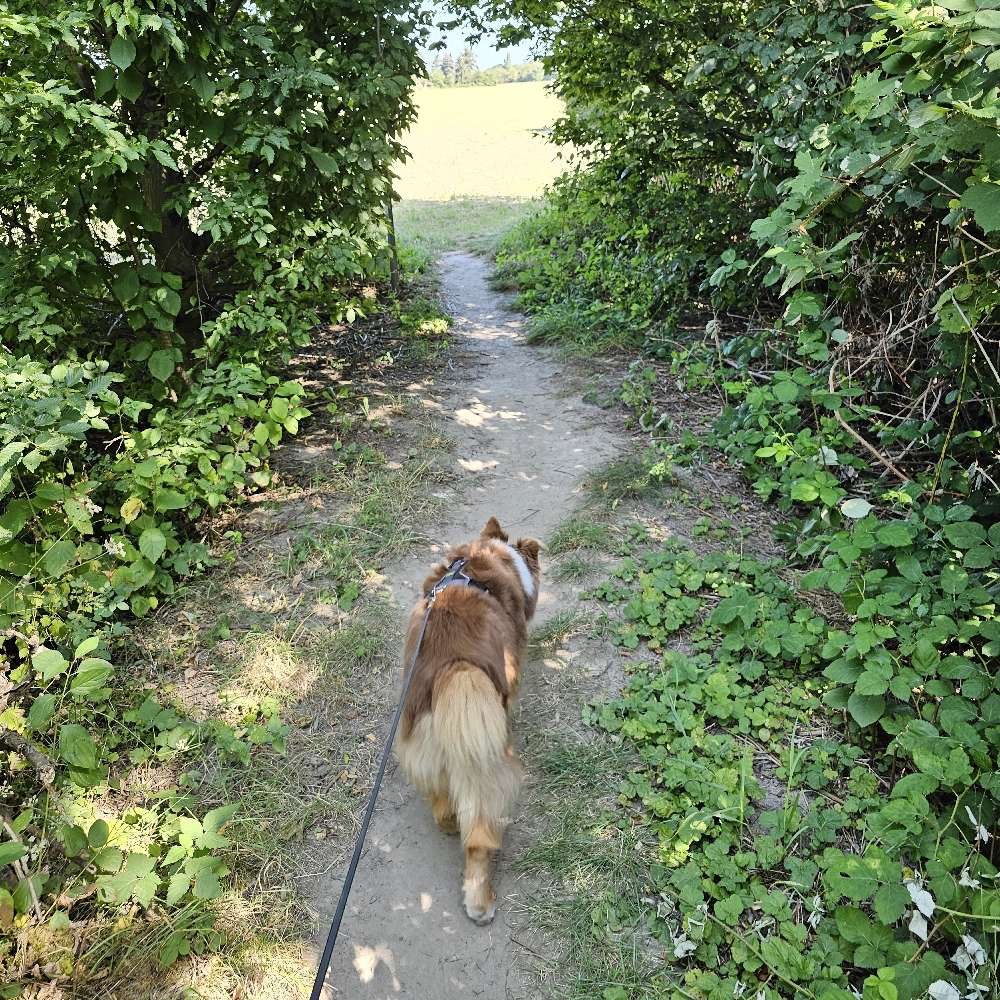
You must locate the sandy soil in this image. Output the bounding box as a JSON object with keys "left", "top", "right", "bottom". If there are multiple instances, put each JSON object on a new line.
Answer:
{"left": 306, "top": 252, "right": 628, "bottom": 999}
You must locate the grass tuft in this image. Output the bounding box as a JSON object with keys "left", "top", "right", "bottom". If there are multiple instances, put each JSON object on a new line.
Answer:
{"left": 548, "top": 515, "right": 612, "bottom": 555}
{"left": 586, "top": 453, "right": 670, "bottom": 506}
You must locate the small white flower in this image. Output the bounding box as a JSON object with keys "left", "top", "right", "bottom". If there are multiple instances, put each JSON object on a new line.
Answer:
{"left": 964, "top": 806, "right": 990, "bottom": 845}
{"left": 958, "top": 867, "right": 980, "bottom": 890}
{"left": 927, "top": 983, "right": 960, "bottom": 1000}
{"left": 103, "top": 537, "right": 125, "bottom": 558}
{"left": 908, "top": 909, "right": 929, "bottom": 941}
{"left": 906, "top": 878, "right": 936, "bottom": 918}
{"left": 952, "top": 934, "right": 986, "bottom": 973}
{"left": 733, "top": 982, "right": 746, "bottom": 999}
{"left": 80, "top": 497, "right": 101, "bottom": 514}
{"left": 755, "top": 992, "right": 766, "bottom": 1000}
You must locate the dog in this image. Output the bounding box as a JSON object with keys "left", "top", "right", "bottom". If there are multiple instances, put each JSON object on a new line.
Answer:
{"left": 395, "top": 516, "right": 541, "bottom": 924}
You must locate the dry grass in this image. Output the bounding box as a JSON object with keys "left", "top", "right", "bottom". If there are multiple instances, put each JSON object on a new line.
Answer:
{"left": 395, "top": 82, "right": 565, "bottom": 201}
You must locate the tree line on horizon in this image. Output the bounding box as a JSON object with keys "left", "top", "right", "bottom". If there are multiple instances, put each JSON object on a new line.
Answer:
{"left": 425, "top": 46, "right": 546, "bottom": 87}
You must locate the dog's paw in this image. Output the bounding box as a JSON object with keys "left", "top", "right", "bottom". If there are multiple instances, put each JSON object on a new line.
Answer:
{"left": 436, "top": 814, "right": 459, "bottom": 835}
{"left": 464, "top": 896, "right": 497, "bottom": 926}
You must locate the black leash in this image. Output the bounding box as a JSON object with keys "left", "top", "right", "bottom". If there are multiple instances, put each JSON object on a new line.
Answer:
{"left": 309, "top": 558, "right": 485, "bottom": 1000}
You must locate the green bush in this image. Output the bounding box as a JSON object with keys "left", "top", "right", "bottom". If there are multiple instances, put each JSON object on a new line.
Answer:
{"left": 1, "top": 0, "right": 426, "bottom": 981}
{"left": 456, "top": 0, "right": 1000, "bottom": 994}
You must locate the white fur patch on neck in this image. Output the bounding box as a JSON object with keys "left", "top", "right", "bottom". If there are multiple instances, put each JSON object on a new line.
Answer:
{"left": 499, "top": 542, "right": 535, "bottom": 599}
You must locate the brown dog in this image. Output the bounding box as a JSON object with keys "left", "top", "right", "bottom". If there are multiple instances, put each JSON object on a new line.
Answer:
{"left": 395, "top": 517, "right": 541, "bottom": 924}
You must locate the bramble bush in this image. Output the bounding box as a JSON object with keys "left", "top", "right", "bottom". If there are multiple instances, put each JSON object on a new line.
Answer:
{"left": 455, "top": 0, "right": 1000, "bottom": 995}
{"left": 1, "top": 0, "right": 426, "bottom": 985}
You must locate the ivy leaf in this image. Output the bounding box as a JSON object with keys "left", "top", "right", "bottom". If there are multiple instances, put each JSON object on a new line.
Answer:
{"left": 139, "top": 527, "right": 167, "bottom": 563}
{"left": 109, "top": 36, "right": 137, "bottom": 71}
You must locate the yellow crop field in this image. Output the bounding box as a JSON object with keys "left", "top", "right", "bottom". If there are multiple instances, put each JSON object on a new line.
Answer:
{"left": 395, "top": 80, "right": 565, "bottom": 200}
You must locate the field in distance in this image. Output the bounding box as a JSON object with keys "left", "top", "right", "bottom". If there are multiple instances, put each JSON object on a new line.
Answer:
{"left": 394, "top": 80, "right": 566, "bottom": 256}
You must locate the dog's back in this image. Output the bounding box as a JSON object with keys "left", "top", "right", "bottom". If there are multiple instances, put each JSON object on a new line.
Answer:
{"left": 395, "top": 519, "right": 540, "bottom": 923}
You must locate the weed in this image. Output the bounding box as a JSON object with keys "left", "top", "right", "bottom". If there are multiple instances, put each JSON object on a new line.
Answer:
{"left": 548, "top": 515, "right": 611, "bottom": 555}
{"left": 552, "top": 553, "right": 598, "bottom": 582}
{"left": 530, "top": 610, "right": 594, "bottom": 650}
{"left": 585, "top": 453, "right": 669, "bottom": 507}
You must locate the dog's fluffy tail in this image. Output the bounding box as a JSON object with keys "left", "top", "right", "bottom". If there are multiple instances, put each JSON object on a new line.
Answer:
{"left": 432, "top": 664, "right": 521, "bottom": 840}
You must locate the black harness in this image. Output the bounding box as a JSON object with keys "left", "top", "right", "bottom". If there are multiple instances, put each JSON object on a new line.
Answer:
{"left": 428, "top": 556, "right": 490, "bottom": 599}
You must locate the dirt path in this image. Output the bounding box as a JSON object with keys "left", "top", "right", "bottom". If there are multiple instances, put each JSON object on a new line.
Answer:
{"left": 307, "top": 252, "right": 628, "bottom": 998}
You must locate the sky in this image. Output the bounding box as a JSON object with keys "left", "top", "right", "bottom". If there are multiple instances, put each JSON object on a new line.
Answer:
{"left": 418, "top": 3, "right": 540, "bottom": 69}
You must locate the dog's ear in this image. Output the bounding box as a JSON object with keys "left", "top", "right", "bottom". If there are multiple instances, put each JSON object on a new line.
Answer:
{"left": 481, "top": 516, "right": 508, "bottom": 541}
{"left": 515, "top": 537, "right": 541, "bottom": 571}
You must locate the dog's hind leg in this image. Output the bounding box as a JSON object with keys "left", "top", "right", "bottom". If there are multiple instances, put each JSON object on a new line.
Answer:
{"left": 462, "top": 819, "right": 501, "bottom": 925}
{"left": 431, "top": 792, "right": 458, "bottom": 834}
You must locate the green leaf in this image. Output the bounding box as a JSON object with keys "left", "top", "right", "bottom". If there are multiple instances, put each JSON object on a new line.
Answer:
{"left": 876, "top": 522, "right": 913, "bottom": 547}
{"left": 154, "top": 489, "right": 186, "bottom": 512}
{"left": 0, "top": 842, "right": 26, "bottom": 868}
{"left": 42, "top": 539, "right": 76, "bottom": 576}
{"left": 70, "top": 658, "right": 114, "bottom": 699}
{"left": 192, "top": 869, "right": 221, "bottom": 899}
{"left": 942, "top": 520, "right": 986, "bottom": 549}
{"left": 166, "top": 871, "right": 191, "bottom": 906}
{"left": 88, "top": 819, "right": 110, "bottom": 849}
{"left": 962, "top": 182, "right": 1000, "bottom": 233}
{"left": 841, "top": 498, "right": 873, "bottom": 519}
{"left": 940, "top": 564, "right": 968, "bottom": 595}
{"left": 32, "top": 646, "right": 68, "bottom": 681}
{"left": 202, "top": 803, "right": 239, "bottom": 835}
{"left": 120, "top": 497, "right": 144, "bottom": 523}
{"left": 112, "top": 269, "right": 140, "bottom": 303}
{"left": 61, "top": 824, "right": 88, "bottom": 857}
{"left": 308, "top": 147, "right": 339, "bottom": 174}
{"left": 58, "top": 723, "right": 98, "bottom": 769}
{"left": 847, "top": 692, "right": 885, "bottom": 727}
{"left": 873, "top": 882, "right": 909, "bottom": 924}
{"left": 148, "top": 350, "right": 175, "bottom": 382}
{"left": 139, "top": 527, "right": 167, "bottom": 563}
{"left": 27, "top": 693, "right": 56, "bottom": 730}
{"left": 74, "top": 635, "right": 100, "bottom": 659}
{"left": 109, "top": 36, "right": 137, "bottom": 71}
{"left": 99, "top": 852, "right": 159, "bottom": 907}
{"left": 855, "top": 671, "right": 889, "bottom": 696}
